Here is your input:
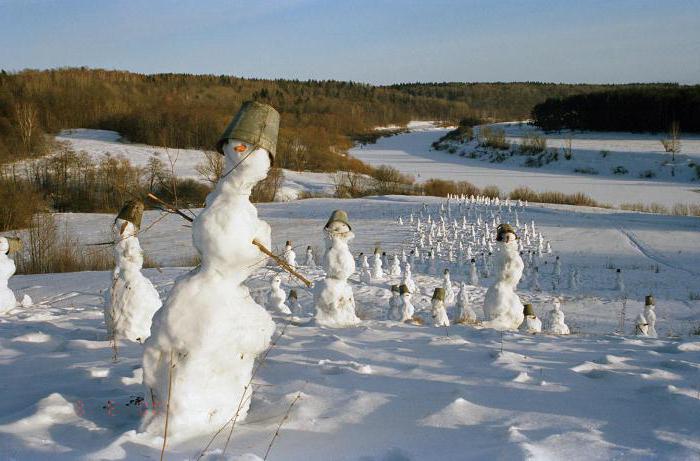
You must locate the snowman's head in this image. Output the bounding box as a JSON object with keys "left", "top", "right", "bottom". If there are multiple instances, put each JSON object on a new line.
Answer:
{"left": 272, "top": 274, "right": 282, "bottom": 285}
{"left": 221, "top": 139, "right": 271, "bottom": 184}
{"left": 0, "top": 237, "right": 8, "bottom": 255}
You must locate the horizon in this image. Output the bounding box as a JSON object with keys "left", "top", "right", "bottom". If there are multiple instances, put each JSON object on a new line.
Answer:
{"left": 1, "top": 0, "right": 699, "bottom": 85}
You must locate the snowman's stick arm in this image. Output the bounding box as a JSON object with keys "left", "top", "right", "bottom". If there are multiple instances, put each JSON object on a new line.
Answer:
{"left": 147, "top": 193, "right": 194, "bottom": 223}
{"left": 252, "top": 238, "right": 312, "bottom": 287}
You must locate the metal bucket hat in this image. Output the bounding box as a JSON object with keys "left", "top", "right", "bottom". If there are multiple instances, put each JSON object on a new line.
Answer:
{"left": 496, "top": 223, "right": 518, "bottom": 242}
{"left": 116, "top": 199, "right": 145, "bottom": 229}
{"left": 216, "top": 101, "right": 280, "bottom": 162}
{"left": 432, "top": 287, "right": 445, "bottom": 301}
{"left": 325, "top": 210, "right": 351, "bottom": 231}
{"left": 523, "top": 303, "right": 535, "bottom": 317}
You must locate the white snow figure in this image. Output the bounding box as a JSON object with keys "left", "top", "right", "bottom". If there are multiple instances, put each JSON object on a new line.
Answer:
{"left": 431, "top": 288, "right": 450, "bottom": 327}
{"left": 546, "top": 298, "right": 570, "bottom": 335}
{"left": 482, "top": 224, "right": 525, "bottom": 331}
{"left": 268, "top": 274, "right": 291, "bottom": 315}
{"left": 442, "top": 269, "right": 455, "bottom": 304}
{"left": 402, "top": 263, "right": 417, "bottom": 294}
{"left": 520, "top": 304, "right": 542, "bottom": 333}
{"left": 567, "top": 267, "right": 578, "bottom": 290}
{"left": 371, "top": 248, "right": 384, "bottom": 279}
{"left": 530, "top": 266, "right": 541, "bottom": 291}
{"left": 104, "top": 201, "right": 162, "bottom": 343}
{"left": 305, "top": 245, "right": 316, "bottom": 268}
{"left": 284, "top": 240, "right": 297, "bottom": 268}
{"left": 389, "top": 255, "right": 402, "bottom": 276}
{"left": 399, "top": 284, "right": 415, "bottom": 322}
{"left": 0, "top": 237, "right": 20, "bottom": 314}
{"left": 643, "top": 295, "right": 657, "bottom": 338}
{"left": 141, "top": 102, "right": 279, "bottom": 439}
{"left": 635, "top": 313, "right": 649, "bottom": 336}
{"left": 455, "top": 282, "right": 477, "bottom": 324}
{"left": 314, "top": 210, "right": 360, "bottom": 327}
{"left": 615, "top": 268, "right": 625, "bottom": 292}
{"left": 387, "top": 285, "right": 401, "bottom": 321}
{"left": 468, "top": 258, "right": 480, "bottom": 286}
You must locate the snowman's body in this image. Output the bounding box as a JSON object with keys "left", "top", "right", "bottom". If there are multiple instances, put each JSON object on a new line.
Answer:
{"left": 400, "top": 293, "right": 415, "bottom": 322}
{"left": 141, "top": 141, "right": 276, "bottom": 439}
{"left": 547, "top": 300, "right": 570, "bottom": 335}
{"left": 305, "top": 248, "right": 315, "bottom": 268}
{"left": 644, "top": 304, "right": 657, "bottom": 338}
{"left": 468, "top": 260, "right": 479, "bottom": 286}
{"left": 402, "top": 264, "right": 417, "bottom": 294}
{"left": 431, "top": 299, "right": 450, "bottom": 327}
{"left": 455, "top": 283, "right": 476, "bottom": 324}
{"left": 104, "top": 220, "right": 162, "bottom": 342}
{"left": 635, "top": 313, "right": 649, "bottom": 336}
{"left": 482, "top": 238, "right": 525, "bottom": 331}
{"left": 284, "top": 245, "right": 297, "bottom": 268}
{"left": 0, "top": 239, "right": 17, "bottom": 314}
{"left": 371, "top": 253, "right": 384, "bottom": 279}
{"left": 288, "top": 295, "right": 303, "bottom": 316}
{"left": 442, "top": 272, "right": 455, "bottom": 304}
{"left": 268, "top": 274, "right": 291, "bottom": 315}
{"left": 389, "top": 256, "right": 402, "bottom": 276}
{"left": 387, "top": 292, "right": 401, "bottom": 321}
{"left": 314, "top": 222, "right": 360, "bottom": 327}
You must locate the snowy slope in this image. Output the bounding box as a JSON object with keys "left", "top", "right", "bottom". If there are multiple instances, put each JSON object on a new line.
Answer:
{"left": 351, "top": 123, "right": 700, "bottom": 207}
{"left": 54, "top": 129, "right": 336, "bottom": 201}
{"left": 1, "top": 196, "right": 700, "bottom": 460}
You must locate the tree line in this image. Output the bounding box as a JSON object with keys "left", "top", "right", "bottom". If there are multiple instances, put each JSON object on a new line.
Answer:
{"left": 530, "top": 85, "right": 700, "bottom": 133}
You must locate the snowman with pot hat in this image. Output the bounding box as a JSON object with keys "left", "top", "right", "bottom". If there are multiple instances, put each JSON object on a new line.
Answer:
{"left": 520, "top": 303, "right": 542, "bottom": 333}
{"left": 431, "top": 287, "right": 450, "bottom": 327}
{"left": 643, "top": 295, "right": 657, "bottom": 338}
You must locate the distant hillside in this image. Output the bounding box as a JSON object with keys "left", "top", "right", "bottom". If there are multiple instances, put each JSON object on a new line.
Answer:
{"left": 531, "top": 86, "right": 700, "bottom": 133}
{"left": 387, "top": 82, "right": 678, "bottom": 122}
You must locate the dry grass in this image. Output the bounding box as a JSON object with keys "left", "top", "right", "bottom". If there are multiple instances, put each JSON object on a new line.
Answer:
{"left": 620, "top": 202, "right": 700, "bottom": 217}
{"left": 509, "top": 187, "right": 604, "bottom": 208}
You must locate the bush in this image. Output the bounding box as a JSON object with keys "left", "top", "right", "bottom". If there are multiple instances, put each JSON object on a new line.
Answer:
{"left": 0, "top": 175, "right": 47, "bottom": 231}
{"left": 612, "top": 166, "right": 628, "bottom": 175}
{"left": 508, "top": 186, "right": 602, "bottom": 207}
{"left": 421, "top": 179, "right": 480, "bottom": 197}
{"left": 518, "top": 133, "right": 547, "bottom": 154}
{"left": 574, "top": 167, "right": 599, "bottom": 175}
{"left": 478, "top": 127, "right": 509, "bottom": 150}
{"left": 639, "top": 170, "right": 656, "bottom": 178}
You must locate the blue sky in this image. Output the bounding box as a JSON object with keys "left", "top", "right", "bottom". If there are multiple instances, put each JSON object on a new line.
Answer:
{"left": 1, "top": 0, "right": 698, "bottom": 84}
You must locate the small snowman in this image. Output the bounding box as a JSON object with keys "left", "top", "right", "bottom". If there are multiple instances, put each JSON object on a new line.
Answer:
{"left": 305, "top": 245, "right": 316, "bottom": 268}
{"left": 431, "top": 287, "right": 450, "bottom": 327}
{"left": 389, "top": 255, "right": 402, "bottom": 276}
{"left": 387, "top": 284, "right": 401, "bottom": 320}
{"left": 371, "top": 247, "right": 384, "bottom": 280}
{"left": 314, "top": 210, "right": 360, "bottom": 327}
{"left": 530, "top": 266, "right": 541, "bottom": 291}
{"left": 442, "top": 269, "right": 455, "bottom": 304}
{"left": 0, "top": 236, "right": 21, "bottom": 314}
{"left": 635, "top": 313, "right": 649, "bottom": 336}
{"left": 567, "top": 266, "right": 578, "bottom": 290}
{"left": 643, "top": 295, "right": 657, "bottom": 338}
{"left": 402, "top": 262, "right": 417, "bottom": 294}
{"left": 455, "top": 282, "right": 477, "bottom": 324}
{"left": 546, "top": 298, "right": 569, "bottom": 335}
{"left": 268, "top": 274, "right": 291, "bottom": 315}
{"left": 284, "top": 240, "right": 297, "bottom": 268}
{"left": 360, "top": 255, "right": 372, "bottom": 284}
{"left": 468, "top": 258, "right": 480, "bottom": 286}
{"left": 615, "top": 268, "right": 625, "bottom": 292}
{"left": 399, "top": 284, "right": 415, "bottom": 322}
{"left": 520, "top": 303, "right": 542, "bottom": 333}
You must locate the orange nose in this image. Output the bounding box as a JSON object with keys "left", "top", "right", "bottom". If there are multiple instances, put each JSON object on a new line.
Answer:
{"left": 234, "top": 144, "right": 247, "bottom": 152}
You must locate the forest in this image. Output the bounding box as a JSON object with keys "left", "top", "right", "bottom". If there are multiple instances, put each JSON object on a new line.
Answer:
{"left": 530, "top": 85, "right": 700, "bottom": 133}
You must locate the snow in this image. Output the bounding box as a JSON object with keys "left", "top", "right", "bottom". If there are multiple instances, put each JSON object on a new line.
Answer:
{"left": 1, "top": 124, "right": 700, "bottom": 458}
{"left": 351, "top": 122, "right": 700, "bottom": 207}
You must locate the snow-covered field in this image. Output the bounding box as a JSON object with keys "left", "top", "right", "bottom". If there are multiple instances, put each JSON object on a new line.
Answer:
{"left": 351, "top": 123, "right": 700, "bottom": 207}
{"left": 2, "top": 196, "right": 700, "bottom": 460}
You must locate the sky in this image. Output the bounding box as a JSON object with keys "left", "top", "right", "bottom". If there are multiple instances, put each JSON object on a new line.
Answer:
{"left": 0, "top": 0, "right": 699, "bottom": 85}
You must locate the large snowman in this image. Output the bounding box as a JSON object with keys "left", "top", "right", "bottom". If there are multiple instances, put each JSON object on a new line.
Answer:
{"left": 482, "top": 223, "right": 525, "bottom": 331}
{"left": 141, "top": 102, "right": 279, "bottom": 439}
{"left": 0, "top": 237, "right": 21, "bottom": 314}
{"left": 313, "top": 210, "right": 361, "bottom": 327}
{"left": 104, "top": 200, "right": 162, "bottom": 343}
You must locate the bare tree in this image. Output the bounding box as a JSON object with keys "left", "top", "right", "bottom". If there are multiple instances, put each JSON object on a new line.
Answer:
{"left": 195, "top": 150, "right": 224, "bottom": 185}
{"left": 660, "top": 121, "right": 681, "bottom": 162}
{"left": 14, "top": 102, "right": 39, "bottom": 155}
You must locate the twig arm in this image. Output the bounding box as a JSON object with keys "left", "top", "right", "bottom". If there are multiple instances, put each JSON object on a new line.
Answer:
{"left": 252, "top": 239, "right": 312, "bottom": 287}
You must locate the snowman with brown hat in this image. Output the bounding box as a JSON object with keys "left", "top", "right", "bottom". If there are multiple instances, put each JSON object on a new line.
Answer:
{"left": 104, "top": 199, "right": 162, "bottom": 343}
{"left": 482, "top": 223, "right": 525, "bottom": 331}
{"left": 0, "top": 236, "right": 22, "bottom": 314}
{"left": 643, "top": 295, "right": 657, "bottom": 338}
{"left": 431, "top": 287, "right": 450, "bottom": 327}
{"left": 314, "top": 210, "right": 361, "bottom": 327}
{"left": 520, "top": 303, "right": 542, "bottom": 333}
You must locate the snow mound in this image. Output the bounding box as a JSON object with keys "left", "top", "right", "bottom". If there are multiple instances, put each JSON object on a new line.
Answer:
{"left": 318, "top": 359, "right": 373, "bottom": 375}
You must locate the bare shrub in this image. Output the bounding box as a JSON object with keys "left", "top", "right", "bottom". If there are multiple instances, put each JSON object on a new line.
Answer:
{"left": 518, "top": 133, "right": 547, "bottom": 154}
{"left": 478, "top": 127, "right": 509, "bottom": 150}
{"left": 481, "top": 185, "right": 501, "bottom": 198}
{"left": 15, "top": 213, "right": 114, "bottom": 274}
{"left": 422, "top": 179, "right": 480, "bottom": 197}
{"left": 334, "top": 171, "right": 373, "bottom": 198}
{"left": 195, "top": 150, "right": 224, "bottom": 185}
{"left": 251, "top": 167, "right": 284, "bottom": 203}
{"left": 509, "top": 186, "right": 602, "bottom": 207}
